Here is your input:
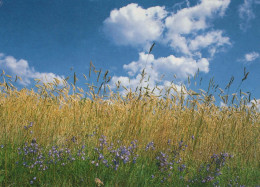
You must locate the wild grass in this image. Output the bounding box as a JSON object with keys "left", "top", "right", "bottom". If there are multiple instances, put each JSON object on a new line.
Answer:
{"left": 0, "top": 65, "right": 259, "bottom": 186}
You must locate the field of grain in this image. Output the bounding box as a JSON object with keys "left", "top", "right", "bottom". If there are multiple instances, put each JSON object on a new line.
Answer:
{"left": 0, "top": 67, "right": 259, "bottom": 186}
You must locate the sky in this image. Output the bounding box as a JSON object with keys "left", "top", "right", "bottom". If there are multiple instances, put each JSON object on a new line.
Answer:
{"left": 0, "top": 0, "right": 259, "bottom": 106}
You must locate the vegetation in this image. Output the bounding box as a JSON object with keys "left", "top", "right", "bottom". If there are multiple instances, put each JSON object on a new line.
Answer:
{"left": 0, "top": 63, "right": 259, "bottom": 186}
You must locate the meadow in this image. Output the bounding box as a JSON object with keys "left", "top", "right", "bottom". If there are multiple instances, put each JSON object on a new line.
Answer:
{"left": 0, "top": 64, "right": 259, "bottom": 186}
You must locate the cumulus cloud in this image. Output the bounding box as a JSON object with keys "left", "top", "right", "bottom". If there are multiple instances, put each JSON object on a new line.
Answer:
{"left": 244, "top": 52, "right": 259, "bottom": 62}
{"left": 111, "top": 52, "right": 207, "bottom": 96}
{"left": 164, "top": 0, "right": 230, "bottom": 55}
{"left": 103, "top": 3, "right": 167, "bottom": 47}
{"left": 0, "top": 54, "right": 65, "bottom": 86}
{"left": 165, "top": 0, "right": 229, "bottom": 35}
{"left": 104, "top": 1, "right": 231, "bottom": 94}
{"left": 238, "top": 0, "right": 255, "bottom": 31}
{"left": 110, "top": 73, "right": 185, "bottom": 97}
{"left": 124, "top": 52, "right": 209, "bottom": 79}
{"left": 104, "top": 1, "right": 231, "bottom": 56}
{"left": 189, "top": 31, "right": 230, "bottom": 51}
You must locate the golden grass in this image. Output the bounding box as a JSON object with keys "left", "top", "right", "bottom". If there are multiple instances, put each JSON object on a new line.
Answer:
{"left": 0, "top": 71, "right": 259, "bottom": 167}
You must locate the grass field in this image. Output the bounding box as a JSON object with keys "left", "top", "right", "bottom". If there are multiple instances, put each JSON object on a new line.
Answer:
{"left": 0, "top": 66, "right": 259, "bottom": 186}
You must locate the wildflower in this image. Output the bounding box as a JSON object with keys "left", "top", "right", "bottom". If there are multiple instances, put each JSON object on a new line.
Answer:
{"left": 206, "top": 176, "right": 214, "bottom": 182}
{"left": 178, "top": 164, "right": 186, "bottom": 172}
{"left": 102, "top": 159, "right": 108, "bottom": 164}
{"left": 133, "top": 156, "right": 137, "bottom": 164}
{"left": 213, "top": 180, "right": 220, "bottom": 186}
{"left": 71, "top": 136, "right": 76, "bottom": 143}
{"left": 179, "top": 140, "right": 183, "bottom": 148}
{"left": 145, "top": 141, "right": 155, "bottom": 151}
{"left": 98, "top": 154, "right": 104, "bottom": 160}
{"left": 114, "top": 164, "right": 119, "bottom": 171}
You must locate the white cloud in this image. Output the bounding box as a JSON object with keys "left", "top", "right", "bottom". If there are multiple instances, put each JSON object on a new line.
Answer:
{"left": 0, "top": 54, "right": 65, "bottom": 86}
{"left": 104, "top": 1, "right": 231, "bottom": 55}
{"left": 104, "top": 1, "right": 231, "bottom": 57}
{"left": 165, "top": 0, "right": 230, "bottom": 34}
{"left": 124, "top": 52, "right": 209, "bottom": 79}
{"left": 189, "top": 30, "right": 230, "bottom": 51}
{"left": 244, "top": 52, "right": 259, "bottom": 62}
{"left": 104, "top": 1, "right": 232, "bottom": 95}
{"left": 111, "top": 52, "right": 208, "bottom": 96}
{"left": 164, "top": 0, "right": 230, "bottom": 55}
{"left": 238, "top": 0, "right": 255, "bottom": 31}
{"left": 154, "top": 55, "right": 209, "bottom": 78}
{"left": 103, "top": 3, "right": 167, "bottom": 47}
{"left": 110, "top": 73, "right": 186, "bottom": 98}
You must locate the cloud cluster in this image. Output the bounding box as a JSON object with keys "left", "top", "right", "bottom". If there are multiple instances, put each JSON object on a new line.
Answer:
{"left": 104, "top": 1, "right": 231, "bottom": 93}
{"left": 123, "top": 52, "right": 209, "bottom": 79}
{"left": 0, "top": 53, "right": 65, "bottom": 86}
{"left": 244, "top": 52, "right": 259, "bottom": 62}
{"left": 111, "top": 52, "right": 206, "bottom": 96}
{"left": 104, "top": 1, "right": 231, "bottom": 55}
{"left": 164, "top": 0, "right": 230, "bottom": 55}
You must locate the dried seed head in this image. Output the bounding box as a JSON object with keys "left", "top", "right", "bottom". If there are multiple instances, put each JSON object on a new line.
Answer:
{"left": 95, "top": 178, "right": 104, "bottom": 186}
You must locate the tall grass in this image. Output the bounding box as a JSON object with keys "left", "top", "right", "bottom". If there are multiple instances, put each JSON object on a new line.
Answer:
{"left": 0, "top": 66, "right": 259, "bottom": 186}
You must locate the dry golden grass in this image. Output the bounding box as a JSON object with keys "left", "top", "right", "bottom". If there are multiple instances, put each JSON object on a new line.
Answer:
{"left": 0, "top": 72, "right": 259, "bottom": 168}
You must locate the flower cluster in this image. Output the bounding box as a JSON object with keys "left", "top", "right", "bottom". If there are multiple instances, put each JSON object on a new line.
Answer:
{"left": 152, "top": 140, "right": 187, "bottom": 183}
{"left": 11, "top": 127, "right": 240, "bottom": 186}
{"left": 93, "top": 136, "right": 139, "bottom": 171}
{"left": 145, "top": 141, "right": 155, "bottom": 151}
{"left": 188, "top": 152, "right": 234, "bottom": 185}
{"left": 24, "top": 122, "right": 34, "bottom": 134}
{"left": 24, "top": 122, "right": 33, "bottom": 130}
{"left": 17, "top": 139, "right": 87, "bottom": 171}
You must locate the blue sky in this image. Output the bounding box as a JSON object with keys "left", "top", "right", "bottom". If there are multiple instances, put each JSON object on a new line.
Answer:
{"left": 0, "top": 0, "right": 259, "bottom": 106}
